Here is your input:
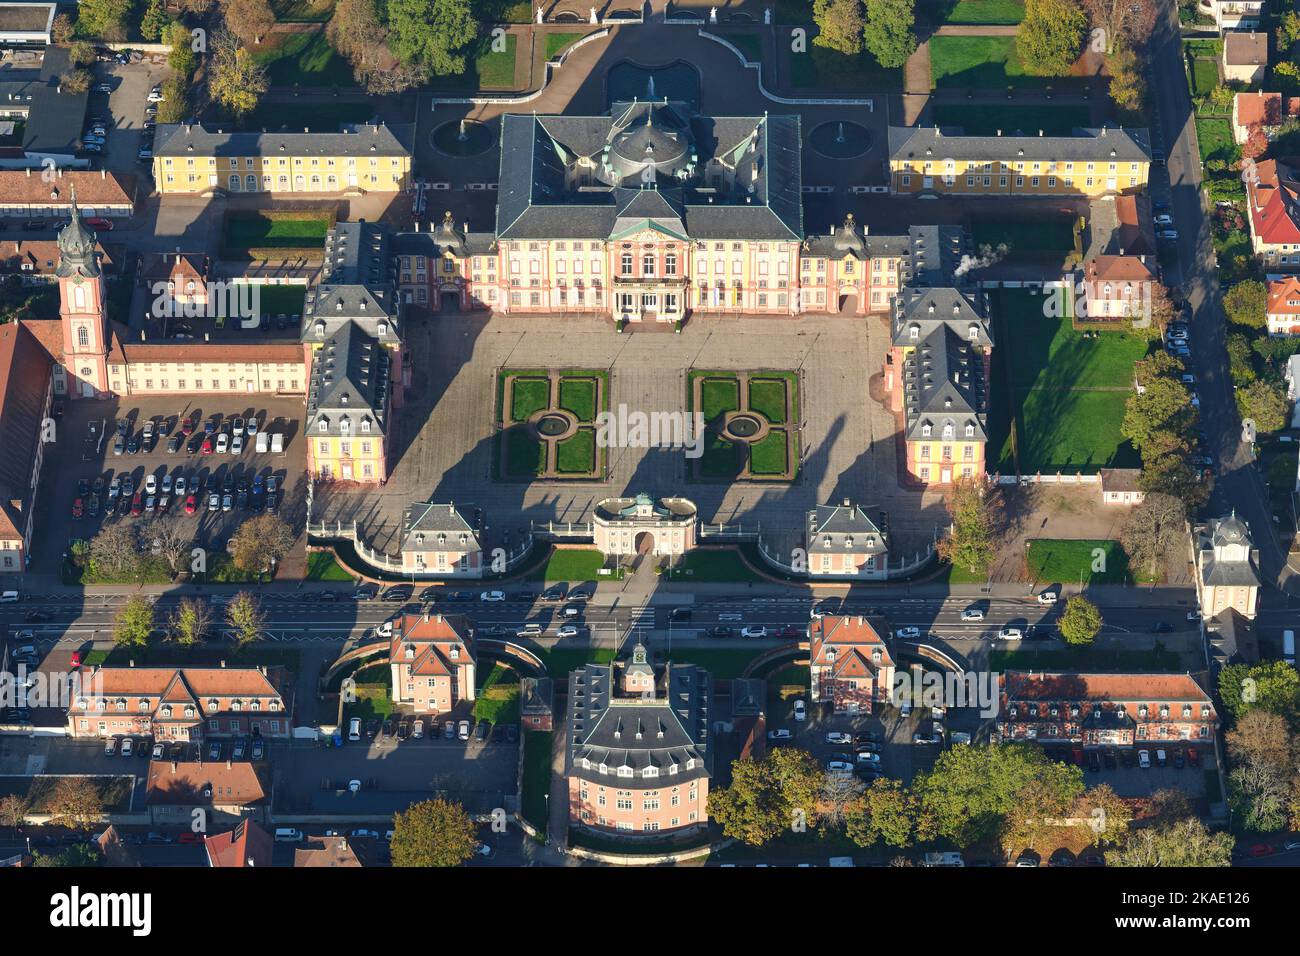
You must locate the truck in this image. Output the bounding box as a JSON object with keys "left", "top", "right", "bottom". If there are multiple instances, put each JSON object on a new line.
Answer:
{"left": 1285, "top": 629, "right": 1296, "bottom": 667}
{"left": 922, "top": 852, "right": 965, "bottom": 867}
{"left": 255, "top": 431, "right": 268, "bottom": 454}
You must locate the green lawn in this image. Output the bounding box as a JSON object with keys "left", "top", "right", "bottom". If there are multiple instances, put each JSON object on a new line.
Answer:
{"left": 527, "top": 548, "right": 620, "bottom": 582}
{"left": 726, "top": 32, "right": 763, "bottom": 63}
{"left": 307, "top": 551, "right": 353, "bottom": 581}
{"left": 931, "top": 103, "right": 1092, "bottom": 137}
{"left": 789, "top": 44, "right": 902, "bottom": 91}
{"left": 991, "top": 646, "right": 1183, "bottom": 672}
{"left": 937, "top": 0, "right": 1025, "bottom": 23}
{"left": 255, "top": 284, "right": 307, "bottom": 317}
{"left": 223, "top": 213, "right": 329, "bottom": 252}
{"left": 272, "top": 0, "right": 335, "bottom": 21}
{"left": 236, "top": 100, "right": 375, "bottom": 133}
{"left": 253, "top": 30, "right": 354, "bottom": 87}
{"left": 473, "top": 664, "right": 521, "bottom": 724}
{"left": 971, "top": 217, "right": 1077, "bottom": 253}
{"left": 1195, "top": 117, "right": 1236, "bottom": 167}
{"left": 505, "top": 428, "right": 546, "bottom": 477}
{"left": 520, "top": 731, "right": 552, "bottom": 834}
{"left": 344, "top": 684, "right": 394, "bottom": 721}
{"left": 662, "top": 549, "right": 761, "bottom": 583}
{"left": 930, "top": 36, "right": 1080, "bottom": 89}
{"left": 699, "top": 377, "right": 740, "bottom": 421}
{"left": 436, "top": 35, "right": 519, "bottom": 90}
{"left": 510, "top": 377, "right": 550, "bottom": 422}
{"left": 556, "top": 429, "right": 596, "bottom": 473}
{"left": 749, "top": 429, "right": 789, "bottom": 474}
{"left": 989, "top": 289, "right": 1145, "bottom": 473}
{"left": 700, "top": 433, "right": 742, "bottom": 477}
{"left": 1188, "top": 57, "right": 1220, "bottom": 99}
{"left": 545, "top": 32, "right": 586, "bottom": 60}
{"left": 748, "top": 378, "right": 788, "bottom": 424}
{"left": 536, "top": 646, "right": 617, "bottom": 677}
{"left": 1024, "top": 538, "right": 1157, "bottom": 586}
{"left": 558, "top": 377, "right": 597, "bottom": 422}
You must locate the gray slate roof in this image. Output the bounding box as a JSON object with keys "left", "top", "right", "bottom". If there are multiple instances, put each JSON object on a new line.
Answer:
{"left": 153, "top": 122, "right": 409, "bottom": 159}
{"left": 902, "top": 325, "right": 988, "bottom": 443}
{"left": 400, "top": 502, "right": 481, "bottom": 554}
{"left": 888, "top": 126, "right": 1152, "bottom": 164}
{"left": 303, "top": 221, "right": 399, "bottom": 343}
{"left": 892, "top": 286, "right": 991, "bottom": 348}
{"left": 807, "top": 502, "right": 888, "bottom": 555}
{"left": 304, "top": 322, "right": 390, "bottom": 438}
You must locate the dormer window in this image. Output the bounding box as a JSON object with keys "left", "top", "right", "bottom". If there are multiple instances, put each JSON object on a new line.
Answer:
{"left": 115, "top": 698, "right": 126, "bottom": 711}
{"left": 317, "top": 420, "right": 328, "bottom": 433}
{"left": 208, "top": 699, "right": 219, "bottom": 712}
{"left": 922, "top": 424, "right": 931, "bottom": 437}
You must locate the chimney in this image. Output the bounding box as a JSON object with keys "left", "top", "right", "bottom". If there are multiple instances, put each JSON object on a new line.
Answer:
{"left": 226, "top": 759, "right": 232, "bottom": 770}
{"left": 24, "top": 167, "right": 29, "bottom": 177}
{"left": 101, "top": 169, "right": 106, "bottom": 179}
{"left": 219, "top": 660, "right": 226, "bottom": 668}
{"left": 842, "top": 498, "right": 850, "bottom": 508}
{"left": 171, "top": 761, "right": 178, "bottom": 773}
{"left": 7, "top": 498, "right": 20, "bottom": 513}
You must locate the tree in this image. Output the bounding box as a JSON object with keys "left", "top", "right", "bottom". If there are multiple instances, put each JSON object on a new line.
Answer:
{"left": 1106, "top": 45, "right": 1144, "bottom": 112}
{"left": 1016, "top": 0, "right": 1086, "bottom": 76}
{"left": 226, "top": 591, "right": 266, "bottom": 649}
{"left": 864, "top": 0, "right": 917, "bottom": 68}
{"left": 224, "top": 0, "right": 276, "bottom": 45}
{"left": 68, "top": 41, "right": 96, "bottom": 67}
{"left": 819, "top": 771, "right": 865, "bottom": 828}
{"left": 1236, "top": 380, "right": 1289, "bottom": 434}
{"left": 1139, "top": 452, "right": 1210, "bottom": 509}
{"left": 845, "top": 777, "right": 930, "bottom": 848}
{"left": 1226, "top": 709, "right": 1294, "bottom": 770}
{"left": 936, "top": 477, "right": 999, "bottom": 576}
{"left": 387, "top": 0, "right": 478, "bottom": 78}
{"left": 59, "top": 69, "right": 93, "bottom": 94}
{"left": 209, "top": 34, "right": 269, "bottom": 120}
{"left": 813, "top": 0, "right": 865, "bottom": 55}
{"left": 1120, "top": 493, "right": 1186, "bottom": 582}
{"left": 1278, "top": 10, "right": 1300, "bottom": 51}
{"left": 88, "top": 523, "right": 142, "bottom": 580}
{"left": 1226, "top": 332, "right": 1257, "bottom": 386}
{"left": 112, "top": 596, "right": 154, "bottom": 648}
{"left": 1074, "top": 784, "right": 1133, "bottom": 845}
{"left": 1228, "top": 762, "right": 1291, "bottom": 832}
{"left": 709, "top": 748, "right": 823, "bottom": 846}
{"left": 141, "top": 0, "right": 172, "bottom": 41}
{"left": 1107, "top": 817, "right": 1234, "bottom": 866}
{"left": 389, "top": 797, "right": 478, "bottom": 867}
{"left": 1058, "top": 595, "right": 1102, "bottom": 645}
{"left": 33, "top": 844, "right": 101, "bottom": 867}
{"left": 913, "top": 744, "right": 1083, "bottom": 848}
{"left": 229, "top": 513, "right": 295, "bottom": 574}
{"left": 141, "top": 516, "right": 193, "bottom": 576}
{"left": 48, "top": 778, "right": 103, "bottom": 832}
{"left": 1218, "top": 661, "right": 1300, "bottom": 721}
{"left": 1121, "top": 375, "right": 1195, "bottom": 456}
{"left": 0, "top": 794, "right": 29, "bottom": 830}
{"left": 1000, "top": 775, "right": 1083, "bottom": 852}
{"left": 167, "top": 21, "right": 198, "bottom": 77}
{"left": 156, "top": 76, "right": 190, "bottom": 124}
{"left": 52, "top": 13, "right": 74, "bottom": 44}
{"left": 77, "top": 0, "right": 133, "bottom": 41}
{"left": 1082, "top": 0, "right": 1156, "bottom": 52}
{"left": 168, "top": 597, "right": 212, "bottom": 646}
{"left": 1222, "top": 279, "right": 1267, "bottom": 329}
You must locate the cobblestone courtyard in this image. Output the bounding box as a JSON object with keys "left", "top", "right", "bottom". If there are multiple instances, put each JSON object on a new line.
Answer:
{"left": 315, "top": 313, "right": 951, "bottom": 558}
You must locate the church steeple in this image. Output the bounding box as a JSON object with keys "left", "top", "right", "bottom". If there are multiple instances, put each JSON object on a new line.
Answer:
{"left": 55, "top": 185, "right": 100, "bottom": 279}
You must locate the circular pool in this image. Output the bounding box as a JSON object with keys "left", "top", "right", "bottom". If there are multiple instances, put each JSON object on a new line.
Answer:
{"left": 725, "top": 414, "right": 762, "bottom": 440}
{"left": 809, "top": 121, "right": 872, "bottom": 159}
{"left": 432, "top": 120, "right": 495, "bottom": 157}
{"left": 537, "top": 414, "right": 571, "bottom": 437}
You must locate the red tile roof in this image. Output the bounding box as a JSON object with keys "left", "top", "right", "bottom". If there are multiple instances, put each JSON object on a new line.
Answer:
{"left": 1002, "top": 672, "right": 1212, "bottom": 704}
{"left": 1247, "top": 161, "right": 1300, "bottom": 245}
{"left": 0, "top": 170, "right": 136, "bottom": 206}
{"left": 1085, "top": 255, "right": 1155, "bottom": 282}
{"left": 0, "top": 321, "right": 52, "bottom": 541}
{"left": 1268, "top": 276, "right": 1300, "bottom": 315}
{"left": 204, "top": 819, "right": 273, "bottom": 867}
{"left": 145, "top": 760, "right": 269, "bottom": 807}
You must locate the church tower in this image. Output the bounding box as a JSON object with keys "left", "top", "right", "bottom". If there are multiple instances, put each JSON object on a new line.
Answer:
{"left": 57, "top": 185, "right": 110, "bottom": 399}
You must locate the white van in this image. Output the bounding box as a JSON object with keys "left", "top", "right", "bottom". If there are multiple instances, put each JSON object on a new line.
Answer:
{"left": 274, "top": 828, "right": 304, "bottom": 843}
{"left": 270, "top": 433, "right": 284, "bottom": 454}
{"left": 348, "top": 718, "right": 361, "bottom": 741}
{"left": 1285, "top": 629, "right": 1296, "bottom": 666}
{"left": 1037, "top": 591, "right": 1058, "bottom": 605}
{"left": 0, "top": 591, "right": 18, "bottom": 603}
{"left": 922, "top": 852, "right": 965, "bottom": 867}
{"left": 255, "top": 431, "right": 269, "bottom": 454}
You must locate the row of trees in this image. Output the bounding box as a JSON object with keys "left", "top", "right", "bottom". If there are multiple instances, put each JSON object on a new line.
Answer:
{"left": 811, "top": 0, "right": 917, "bottom": 69}
{"left": 708, "top": 743, "right": 1233, "bottom": 864}
{"left": 1221, "top": 280, "right": 1294, "bottom": 434}
{"left": 1121, "top": 351, "right": 1212, "bottom": 509}
{"left": 79, "top": 512, "right": 294, "bottom": 583}
{"left": 330, "top": 0, "right": 479, "bottom": 94}
{"left": 1215, "top": 661, "right": 1300, "bottom": 833}
{"left": 111, "top": 589, "right": 267, "bottom": 647}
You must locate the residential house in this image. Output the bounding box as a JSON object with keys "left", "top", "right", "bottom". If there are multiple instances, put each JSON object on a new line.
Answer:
{"left": 998, "top": 671, "right": 1217, "bottom": 747}
{"left": 204, "top": 819, "right": 273, "bottom": 867}
{"left": 141, "top": 252, "right": 210, "bottom": 316}
{"left": 1223, "top": 32, "right": 1268, "bottom": 84}
{"left": 808, "top": 614, "right": 897, "bottom": 714}
{"left": 1194, "top": 513, "right": 1261, "bottom": 621}
{"left": 565, "top": 644, "right": 712, "bottom": 837}
{"left": 1198, "top": 0, "right": 1263, "bottom": 30}
{"left": 1244, "top": 159, "right": 1300, "bottom": 272}
{"left": 145, "top": 759, "right": 270, "bottom": 825}
{"left": 0, "top": 47, "right": 91, "bottom": 170}
{"left": 392, "top": 213, "right": 497, "bottom": 312}
{"left": 1086, "top": 194, "right": 1155, "bottom": 259}
{"left": 1232, "top": 91, "right": 1290, "bottom": 146}
{"left": 387, "top": 612, "right": 476, "bottom": 716}
{"left": 804, "top": 501, "right": 890, "bottom": 578}
{"left": 66, "top": 665, "right": 293, "bottom": 742}
{"left": 1081, "top": 254, "right": 1157, "bottom": 321}
{"left": 294, "top": 836, "right": 368, "bottom": 867}
{"left": 1266, "top": 276, "right": 1300, "bottom": 335}
{"left": 1099, "top": 468, "right": 1146, "bottom": 505}
{"left": 150, "top": 122, "right": 411, "bottom": 195}
{"left": 399, "top": 500, "right": 483, "bottom": 577}
{"left": 888, "top": 125, "right": 1151, "bottom": 197}
{"left": 0, "top": 238, "right": 111, "bottom": 283}
{"left": 520, "top": 677, "right": 554, "bottom": 731}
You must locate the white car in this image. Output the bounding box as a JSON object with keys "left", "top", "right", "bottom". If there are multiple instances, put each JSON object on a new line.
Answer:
{"left": 147, "top": 90, "right": 165, "bottom": 102}
{"left": 216, "top": 433, "right": 230, "bottom": 454}
{"left": 120, "top": 737, "right": 134, "bottom": 757}
{"left": 231, "top": 434, "right": 244, "bottom": 455}
{"left": 556, "top": 624, "right": 580, "bottom": 639}
{"left": 767, "top": 728, "right": 792, "bottom": 740}
{"left": 826, "top": 760, "right": 855, "bottom": 773}
{"left": 1036, "top": 591, "right": 1058, "bottom": 605}
{"left": 174, "top": 476, "right": 186, "bottom": 496}
{"left": 1153, "top": 214, "right": 1174, "bottom": 227}
{"left": 824, "top": 731, "right": 852, "bottom": 745}
{"left": 913, "top": 732, "right": 941, "bottom": 745}
{"left": 792, "top": 699, "right": 807, "bottom": 722}
{"left": 896, "top": 626, "right": 920, "bottom": 639}
{"left": 1186, "top": 609, "right": 1200, "bottom": 622}
{"left": 960, "top": 608, "right": 984, "bottom": 622}
{"left": 1138, "top": 749, "right": 1151, "bottom": 769}
{"left": 996, "top": 627, "right": 1024, "bottom": 641}
{"left": 480, "top": 590, "right": 506, "bottom": 602}
{"left": 854, "top": 751, "right": 881, "bottom": 764}
{"left": 740, "top": 625, "right": 767, "bottom": 639}
{"left": 145, "top": 474, "right": 157, "bottom": 495}
{"left": 152, "top": 742, "right": 164, "bottom": 759}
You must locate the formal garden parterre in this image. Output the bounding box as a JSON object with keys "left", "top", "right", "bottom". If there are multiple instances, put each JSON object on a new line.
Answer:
{"left": 687, "top": 369, "right": 802, "bottom": 481}
{"left": 496, "top": 368, "right": 610, "bottom": 480}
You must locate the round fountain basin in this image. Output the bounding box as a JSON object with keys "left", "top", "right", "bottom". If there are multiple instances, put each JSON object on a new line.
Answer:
{"left": 726, "top": 414, "right": 762, "bottom": 439}
{"left": 809, "top": 121, "right": 872, "bottom": 160}
{"left": 537, "top": 414, "right": 571, "bottom": 437}
{"left": 432, "top": 120, "right": 495, "bottom": 157}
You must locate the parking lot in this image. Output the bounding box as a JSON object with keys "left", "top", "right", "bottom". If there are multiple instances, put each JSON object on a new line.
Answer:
{"left": 92, "top": 55, "right": 169, "bottom": 176}
{"left": 1044, "top": 744, "right": 1213, "bottom": 801}
{"left": 29, "top": 396, "right": 307, "bottom": 576}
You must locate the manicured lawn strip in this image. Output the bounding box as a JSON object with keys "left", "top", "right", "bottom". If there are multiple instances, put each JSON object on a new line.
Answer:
{"left": 657, "top": 649, "right": 764, "bottom": 679}
{"left": 930, "top": 35, "right": 1081, "bottom": 89}
{"left": 474, "top": 34, "right": 517, "bottom": 88}
{"left": 224, "top": 213, "right": 329, "bottom": 251}
{"left": 789, "top": 44, "right": 902, "bottom": 91}
{"left": 253, "top": 30, "right": 354, "bottom": 87}
{"left": 990, "top": 646, "right": 1183, "bottom": 672}
{"left": 931, "top": 103, "right": 1091, "bottom": 136}
{"left": 700, "top": 377, "right": 740, "bottom": 421}
{"left": 1024, "top": 538, "right": 1155, "bottom": 585}
{"left": 520, "top": 731, "right": 552, "bottom": 834}
{"left": 749, "top": 429, "right": 789, "bottom": 474}
{"left": 537, "top": 646, "right": 617, "bottom": 677}
{"left": 556, "top": 429, "right": 596, "bottom": 473}
{"left": 345, "top": 683, "right": 394, "bottom": 721}
{"left": 998, "top": 288, "right": 1149, "bottom": 390}
{"left": 544, "top": 32, "right": 586, "bottom": 59}
{"left": 527, "top": 548, "right": 619, "bottom": 582}
{"left": 558, "top": 377, "right": 597, "bottom": 422}
{"left": 510, "top": 377, "right": 550, "bottom": 422}
{"left": 940, "top": 0, "right": 1025, "bottom": 23}
{"left": 662, "top": 549, "right": 761, "bottom": 582}
{"left": 701, "top": 433, "right": 742, "bottom": 477}
{"left": 307, "top": 551, "right": 354, "bottom": 581}
{"left": 747, "top": 378, "right": 788, "bottom": 424}
{"left": 506, "top": 428, "right": 546, "bottom": 476}
{"left": 473, "top": 664, "right": 521, "bottom": 724}
{"left": 1195, "top": 117, "right": 1236, "bottom": 166}
{"left": 255, "top": 284, "right": 307, "bottom": 316}
{"left": 971, "top": 218, "right": 1076, "bottom": 254}
{"left": 1189, "top": 58, "right": 1219, "bottom": 98}
{"left": 943, "top": 562, "right": 990, "bottom": 584}
{"left": 1011, "top": 388, "right": 1139, "bottom": 472}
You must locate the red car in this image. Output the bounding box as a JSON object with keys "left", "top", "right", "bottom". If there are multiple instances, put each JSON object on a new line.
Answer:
{"left": 84, "top": 217, "right": 113, "bottom": 231}
{"left": 176, "top": 832, "right": 202, "bottom": 844}
{"left": 1250, "top": 843, "right": 1274, "bottom": 857}
{"left": 1187, "top": 747, "right": 1200, "bottom": 767}
{"left": 69, "top": 651, "right": 81, "bottom": 669}
{"left": 184, "top": 494, "right": 197, "bottom": 514}
{"left": 200, "top": 436, "right": 214, "bottom": 455}
{"left": 71, "top": 497, "right": 84, "bottom": 518}
{"left": 180, "top": 416, "right": 196, "bottom": 436}
{"left": 130, "top": 492, "right": 143, "bottom": 516}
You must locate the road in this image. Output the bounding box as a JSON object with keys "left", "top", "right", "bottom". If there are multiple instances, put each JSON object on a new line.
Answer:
{"left": 1147, "top": 8, "right": 1295, "bottom": 591}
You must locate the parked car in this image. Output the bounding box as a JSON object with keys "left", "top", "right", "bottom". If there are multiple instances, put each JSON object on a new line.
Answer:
{"left": 208, "top": 740, "right": 222, "bottom": 760}
{"left": 474, "top": 720, "right": 490, "bottom": 741}
{"left": 251, "top": 738, "right": 264, "bottom": 760}
{"left": 792, "top": 699, "right": 807, "bottom": 721}
{"left": 443, "top": 720, "right": 455, "bottom": 739}
{"left": 706, "top": 626, "right": 733, "bottom": 638}
{"left": 896, "top": 626, "right": 920, "bottom": 639}
{"left": 767, "top": 728, "right": 792, "bottom": 741}
{"left": 1037, "top": 590, "right": 1058, "bottom": 605}
{"left": 556, "top": 624, "right": 581, "bottom": 639}
{"left": 104, "top": 737, "right": 118, "bottom": 756}
{"left": 1138, "top": 749, "right": 1151, "bottom": 769}
{"left": 824, "top": 731, "right": 852, "bottom": 745}
{"left": 480, "top": 590, "right": 506, "bottom": 602}
{"left": 826, "top": 760, "right": 855, "bottom": 773}
{"left": 458, "top": 720, "right": 470, "bottom": 740}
